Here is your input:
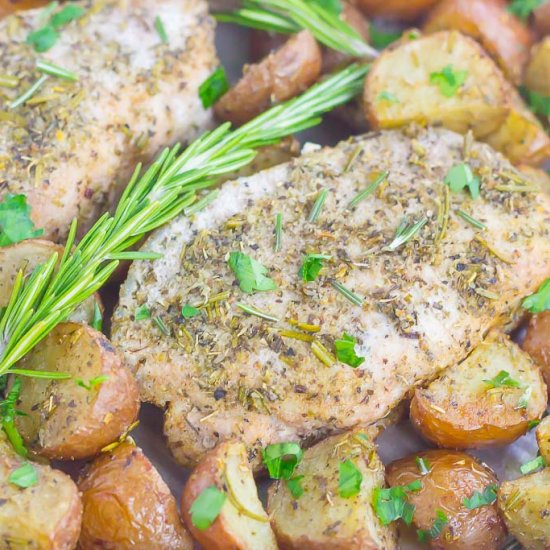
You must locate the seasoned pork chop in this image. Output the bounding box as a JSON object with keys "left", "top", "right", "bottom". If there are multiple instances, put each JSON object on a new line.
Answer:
{"left": 112, "top": 127, "right": 550, "bottom": 468}
{"left": 0, "top": 0, "right": 216, "bottom": 240}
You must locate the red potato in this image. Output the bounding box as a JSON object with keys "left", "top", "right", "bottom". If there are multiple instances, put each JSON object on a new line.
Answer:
{"left": 522, "top": 310, "right": 550, "bottom": 392}
{"left": 214, "top": 30, "right": 322, "bottom": 126}
{"left": 524, "top": 37, "right": 550, "bottom": 97}
{"left": 14, "top": 322, "right": 140, "bottom": 460}
{"left": 387, "top": 450, "right": 507, "bottom": 549}
{"left": 536, "top": 416, "right": 550, "bottom": 463}
{"left": 0, "top": 0, "right": 49, "bottom": 16}
{"left": 355, "top": 0, "right": 440, "bottom": 21}
{"left": 78, "top": 440, "right": 193, "bottom": 549}
{"left": 533, "top": 1, "right": 550, "bottom": 37}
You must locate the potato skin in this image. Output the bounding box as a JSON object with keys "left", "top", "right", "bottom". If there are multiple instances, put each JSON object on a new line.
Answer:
{"left": 0, "top": 0, "right": 48, "bottom": 16}
{"left": 15, "top": 322, "right": 140, "bottom": 460}
{"left": 522, "top": 311, "right": 550, "bottom": 392}
{"left": 387, "top": 450, "right": 506, "bottom": 549}
{"left": 214, "top": 30, "right": 322, "bottom": 126}
{"left": 423, "top": 0, "right": 534, "bottom": 84}
{"left": 410, "top": 335, "right": 548, "bottom": 448}
{"left": 0, "top": 431, "right": 82, "bottom": 549}
{"left": 533, "top": 1, "right": 550, "bottom": 37}
{"left": 524, "top": 37, "right": 550, "bottom": 97}
{"left": 78, "top": 440, "right": 192, "bottom": 549}
{"left": 536, "top": 416, "right": 550, "bottom": 463}
{"left": 355, "top": 0, "right": 440, "bottom": 21}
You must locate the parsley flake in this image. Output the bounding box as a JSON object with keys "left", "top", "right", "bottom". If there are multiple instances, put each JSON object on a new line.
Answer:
{"left": 228, "top": 251, "right": 277, "bottom": 294}
{"left": 520, "top": 455, "right": 546, "bottom": 475}
{"left": 523, "top": 278, "right": 550, "bottom": 313}
{"left": 444, "top": 163, "right": 480, "bottom": 199}
{"left": 76, "top": 375, "right": 108, "bottom": 391}
{"left": 483, "top": 370, "right": 522, "bottom": 389}
{"left": 262, "top": 442, "right": 303, "bottom": 479}
{"left": 430, "top": 65, "right": 467, "bottom": 97}
{"left": 8, "top": 462, "right": 38, "bottom": 488}
{"left": 520, "top": 86, "right": 550, "bottom": 117}
{"left": 190, "top": 486, "right": 226, "bottom": 531}
{"left": 369, "top": 23, "right": 402, "bottom": 50}
{"left": 0, "top": 194, "right": 43, "bottom": 247}
{"left": 508, "top": 0, "right": 543, "bottom": 19}
{"left": 199, "top": 67, "right": 229, "bottom": 108}
{"left": 182, "top": 304, "right": 201, "bottom": 319}
{"left": 338, "top": 459, "right": 363, "bottom": 498}
{"left": 91, "top": 302, "right": 102, "bottom": 332}
{"left": 27, "top": 26, "right": 59, "bottom": 52}
{"left": 286, "top": 475, "right": 305, "bottom": 499}
{"left": 154, "top": 16, "right": 169, "bottom": 43}
{"left": 417, "top": 509, "right": 449, "bottom": 542}
{"left": 135, "top": 305, "right": 151, "bottom": 321}
{"left": 299, "top": 253, "right": 330, "bottom": 282}
{"left": 463, "top": 484, "right": 497, "bottom": 509}
{"left": 50, "top": 4, "right": 85, "bottom": 28}
{"left": 372, "top": 480, "right": 422, "bottom": 525}
{"left": 334, "top": 333, "right": 365, "bottom": 368}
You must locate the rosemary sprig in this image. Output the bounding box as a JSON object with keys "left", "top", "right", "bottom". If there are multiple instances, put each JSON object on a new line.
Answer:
{"left": 385, "top": 217, "right": 428, "bottom": 251}
{"left": 0, "top": 63, "right": 369, "bottom": 385}
{"left": 308, "top": 189, "right": 328, "bottom": 222}
{"left": 274, "top": 213, "right": 283, "bottom": 252}
{"left": 348, "top": 170, "right": 388, "bottom": 209}
{"left": 215, "top": 0, "right": 378, "bottom": 59}
{"left": 331, "top": 280, "right": 364, "bottom": 306}
{"left": 236, "top": 303, "right": 279, "bottom": 322}
{"left": 36, "top": 59, "right": 77, "bottom": 81}
{"left": 457, "top": 209, "right": 486, "bottom": 230}
{"left": 10, "top": 75, "right": 48, "bottom": 109}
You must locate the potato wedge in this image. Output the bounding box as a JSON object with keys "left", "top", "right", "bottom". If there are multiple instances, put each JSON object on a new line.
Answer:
{"left": 524, "top": 37, "right": 550, "bottom": 97}
{"left": 14, "top": 322, "right": 140, "bottom": 460}
{"left": 78, "top": 440, "right": 192, "bottom": 549}
{"left": 267, "top": 430, "right": 398, "bottom": 549}
{"left": 522, "top": 311, "right": 550, "bottom": 391}
{"left": 410, "top": 334, "right": 547, "bottom": 448}
{"left": 214, "top": 30, "right": 322, "bottom": 126}
{"left": 387, "top": 450, "right": 506, "bottom": 549}
{"left": 423, "top": 0, "right": 534, "bottom": 84}
{"left": 364, "top": 31, "right": 511, "bottom": 139}
{"left": 355, "top": 0, "right": 440, "bottom": 21}
{"left": 181, "top": 440, "right": 277, "bottom": 550}
{"left": 0, "top": 239, "right": 102, "bottom": 325}
{"left": 533, "top": 1, "right": 550, "bottom": 37}
{"left": 0, "top": 430, "right": 82, "bottom": 549}
{"left": 536, "top": 416, "right": 550, "bottom": 463}
{"left": 497, "top": 468, "right": 550, "bottom": 550}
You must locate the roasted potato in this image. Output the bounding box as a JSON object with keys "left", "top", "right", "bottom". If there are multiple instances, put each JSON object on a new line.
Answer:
{"left": 364, "top": 31, "right": 511, "bottom": 139}
{"left": 181, "top": 440, "right": 277, "bottom": 550}
{"left": 0, "top": 239, "right": 102, "bottom": 326}
{"left": 387, "top": 450, "right": 506, "bottom": 549}
{"left": 410, "top": 334, "right": 547, "bottom": 448}
{"left": 533, "top": 1, "right": 550, "bottom": 37}
{"left": 523, "top": 310, "right": 550, "bottom": 391}
{"left": 0, "top": 430, "right": 82, "bottom": 549}
{"left": 267, "top": 430, "right": 398, "bottom": 549}
{"left": 423, "top": 0, "right": 534, "bottom": 84}
{"left": 14, "top": 322, "right": 140, "bottom": 460}
{"left": 214, "top": 30, "right": 322, "bottom": 126}
{"left": 536, "top": 416, "right": 550, "bottom": 463}
{"left": 524, "top": 37, "right": 550, "bottom": 97}
{"left": 0, "top": 0, "right": 49, "bottom": 16}
{"left": 355, "top": 0, "right": 440, "bottom": 21}
{"left": 78, "top": 440, "right": 192, "bottom": 549}
{"left": 497, "top": 468, "right": 550, "bottom": 550}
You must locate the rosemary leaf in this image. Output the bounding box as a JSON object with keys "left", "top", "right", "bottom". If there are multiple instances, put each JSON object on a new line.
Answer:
{"left": 308, "top": 189, "right": 328, "bottom": 223}
{"left": 274, "top": 213, "right": 283, "bottom": 252}
{"left": 36, "top": 59, "right": 77, "bottom": 81}
{"left": 348, "top": 170, "right": 388, "bottom": 209}
{"left": 331, "top": 280, "right": 363, "bottom": 306}
{"left": 385, "top": 217, "right": 427, "bottom": 251}
{"left": 236, "top": 302, "right": 279, "bottom": 322}
{"left": 154, "top": 15, "right": 169, "bottom": 43}
{"left": 457, "top": 209, "right": 486, "bottom": 230}
{"left": 10, "top": 75, "right": 49, "bottom": 109}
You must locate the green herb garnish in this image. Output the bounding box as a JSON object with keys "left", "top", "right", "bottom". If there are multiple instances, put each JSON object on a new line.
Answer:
{"left": 199, "top": 67, "right": 229, "bottom": 109}
{"left": 516, "top": 385, "right": 532, "bottom": 409}
{"left": 228, "top": 251, "right": 277, "bottom": 294}
{"left": 508, "top": 0, "right": 543, "bottom": 20}
{"left": 338, "top": 459, "right": 363, "bottom": 498}
{"left": 262, "top": 442, "right": 303, "bottom": 479}
{"left": 299, "top": 253, "right": 330, "bottom": 282}
{"left": 76, "top": 375, "right": 108, "bottom": 391}
{"left": 0, "top": 379, "right": 28, "bottom": 457}
{"left": 9, "top": 75, "right": 49, "bottom": 109}
{"left": 457, "top": 209, "right": 486, "bottom": 230}
{"left": 520, "top": 455, "right": 546, "bottom": 475}
{"left": 330, "top": 280, "right": 363, "bottom": 307}
{"left": 190, "top": 486, "right": 226, "bottom": 530}
{"left": 372, "top": 480, "right": 422, "bottom": 525}
{"left": 154, "top": 15, "right": 169, "bottom": 43}
{"left": 91, "top": 302, "right": 103, "bottom": 332}
{"left": 334, "top": 333, "right": 364, "bottom": 368}
{"left": 483, "top": 370, "right": 522, "bottom": 389}
{"left": 50, "top": 4, "right": 85, "bottom": 27}
{"left": 377, "top": 91, "right": 399, "bottom": 103}
{"left": 36, "top": 59, "right": 77, "bottom": 81}
{"left": 8, "top": 462, "right": 38, "bottom": 488}
{"left": 430, "top": 65, "right": 467, "bottom": 97}
{"left": 286, "top": 475, "right": 305, "bottom": 499}
{"left": 348, "top": 170, "right": 388, "bottom": 209}
{"left": 274, "top": 213, "right": 283, "bottom": 252}
{"left": 135, "top": 305, "right": 151, "bottom": 321}
{"left": 369, "top": 22, "right": 402, "bottom": 50}
{"left": 182, "top": 304, "right": 201, "bottom": 319}
{"left": 415, "top": 456, "right": 431, "bottom": 475}
{"left": 528, "top": 419, "right": 541, "bottom": 430}
{"left": 417, "top": 509, "right": 449, "bottom": 542}
{"left": 444, "top": 163, "right": 480, "bottom": 199}
{"left": 236, "top": 302, "right": 279, "bottom": 322}
{"left": 385, "top": 217, "right": 427, "bottom": 251}
{"left": 154, "top": 316, "right": 170, "bottom": 336}
{"left": 0, "top": 194, "right": 43, "bottom": 246}
{"left": 463, "top": 484, "right": 497, "bottom": 509}
{"left": 308, "top": 189, "right": 328, "bottom": 223}
{"left": 523, "top": 278, "right": 550, "bottom": 313}
{"left": 520, "top": 86, "right": 550, "bottom": 117}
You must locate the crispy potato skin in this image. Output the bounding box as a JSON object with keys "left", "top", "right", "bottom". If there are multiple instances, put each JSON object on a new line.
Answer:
{"left": 355, "top": 0, "right": 440, "bottom": 21}
{"left": 78, "top": 441, "right": 192, "bottom": 549}
{"left": 387, "top": 450, "right": 506, "bottom": 549}
{"left": 498, "top": 468, "right": 550, "bottom": 550}
{"left": 533, "top": 1, "right": 550, "bottom": 37}
{"left": 214, "top": 30, "right": 322, "bottom": 126}
{"left": 536, "top": 416, "right": 550, "bottom": 463}
{"left": 15, "top": 322, "right": 140, "bottom": 460}
{"left": 423, "top": 0, "right": 534, "bottom": 84}
{"left": 524, "top": 37, "right": 550, "bottom": 97}
{"left": 0, "top": 431, "right": 82, "bottom": 549}
{"left": 0, "top": 0, "right": 48, "bottom": 16}
{"left": 181, "top": 440, "right": 276, "bottom": 550}
{"left": 410, "top": 335, "right": 548, "bottom": 448}
{"left": 522, "top": 311, "right": 550, "bottom": 392}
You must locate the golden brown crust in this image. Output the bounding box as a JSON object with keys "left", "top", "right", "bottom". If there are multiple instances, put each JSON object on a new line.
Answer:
{"left": 523, "top": 311, "right": 550, "bottom": 393}
{"left": 524, "top": 37, "right": 550, "bottom": 97}
{"left": 355, "top": 0, "right": 440, "bottom": 21}
{"left": 536, "top": 416, "right": 550, "bottom": 463}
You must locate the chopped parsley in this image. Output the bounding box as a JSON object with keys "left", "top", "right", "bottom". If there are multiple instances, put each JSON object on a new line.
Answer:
{"left": 91, "top": 302, "right": 102, "bottom": 332}
{"left": 520, "top": 86, "right": 550, "bottom": 117}
{"left": 286, "top": 475, "right": 305, "bottom": 499}
{"left": 228, "top": 251, "right": 277, "bottom": 294}
{"left": 430, "top": 65, "right": 467, "bottom": 97}
{"left": 154, "top": 15, "right": 169, "bottom": 43}
{"left": 520, "top": 455, "right": 546, "bottom": 475}
{"left": 135, "top": 305, "right": 151, "bottom": 321}
{"left": 190, "top": 486, "right": 226, "bottom": 531}
{"left": 262, "top": 442, "right": 303, "bottom": 479}
{"left": 483, "top": 370, "right": 522, "bottom": 389}
{"left": 417, "top": 509, "right": 449, "bottom": 542}
{"left": 334, "top": 333, "right": 365, "bottom": 368}
{"left": 369, "top": 23, "right": 402, "bottom": 50}
{"left": 299, "top": 253, "right": 330, "bottom": 282}
{"left": 508, "top": 0, "right": 543, "bottom": 19}
{"left": 415, "top": 456, "right": 431, "bottom": 475}
{"left": 444, "top": 163, "right": 480, "bottom": 199}
{"left": 463, "top": 484, "right": 497, "bottom": 509}
{"left": 50, "top": 4, "right": 85, "bottom": 27}
{"left": 198, "top": 67, "right": 229, "bottom": 109}
{"left": 338, "top": 459, "right": 363, "bottom": 498}
{"left": 528, "top": 419, "right": 541, "bottom": 430}
{"left": 182, "top": 304, "right": 201, "bottom": 319}
{"left": 377, "top": 91, "right": 399, "bottom": 103}
{"left": 76, "top": 375, "right": 108, "bottom": 391}
{"left": 523, "top": 278, "right": 550, "bottom": 313}
{"left": 0, "top": 194, "right": 43, "bottom": 247}
{"left": 8, "top": 462, "right": 38, "bottom": 488}
{"left": 0, "top": 378, "right": 28, "bottom": 457}
{"left": 372, "top": 480, "right": 422, "bottom": 525}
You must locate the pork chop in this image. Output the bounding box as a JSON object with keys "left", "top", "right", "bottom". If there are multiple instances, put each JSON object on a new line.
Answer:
{"left": 0, "top": 0, "right": 217, "bottom": 240}
{"left": 111, "top": 126, "right": 550, "bottom": 468}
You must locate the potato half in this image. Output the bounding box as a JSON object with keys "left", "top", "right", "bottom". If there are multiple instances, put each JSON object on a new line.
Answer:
{"left": 498, "top": 468, "right": 550, "bottom": 550}
{"left": 267, "top": 429, "right": 398, "bottom": 549}
{"left": 181, "top": 440, "right": 277, "bottom": 550}
{"left": 522, "top": 310, "right": 550, "bottom": 392}
{"left": 0, "top": 430, "right": 82, "bottom": 549}
{"left": 423, "top": 0, "right": 534, "bottom": 84}
{"left": 0, "top": 239, "right": 102, "bottom": 325}
{"left": 364, "top": 31, "right": 511, "bottom": 139}
{"left": 524, "top": 37, "right": 550, "bottom": 97}
{"left": 387, "top": 450, "right": 506, "bottom": 549}
{"left": 14, "top": 322, "right": 140, "bottom": 460}
{"left": 355, "top": 0, "right": 440, "bottom": 22}
{"left": 536, "top": 416, "right": 550, "bottom": 464}
{"left": 410, "top": 334, "right": 548, "bottom": 448}
{"left": 78, "top": 440, "right": 192, "bottom": 549}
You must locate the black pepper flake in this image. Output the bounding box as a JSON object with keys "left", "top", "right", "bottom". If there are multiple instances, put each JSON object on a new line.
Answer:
{"left": 213, "top": 388, "right": 226, "bottom": 400}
